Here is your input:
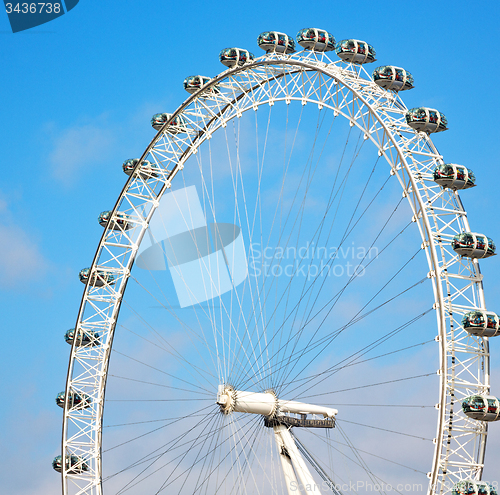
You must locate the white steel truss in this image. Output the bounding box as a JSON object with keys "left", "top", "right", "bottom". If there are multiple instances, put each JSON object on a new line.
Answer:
{"left": 61, "top": 49, "right": 491, "bottom": 495}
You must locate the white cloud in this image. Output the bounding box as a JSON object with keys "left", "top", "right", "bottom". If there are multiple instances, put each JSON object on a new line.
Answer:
{"left": 0, "top": 192, "right": 49, "bottom": 289}
{"left": 0, "top": 223, "right": 49, "bottom": 289}
{"left": 49, "top": 121, "right": 116, "bottom": 186}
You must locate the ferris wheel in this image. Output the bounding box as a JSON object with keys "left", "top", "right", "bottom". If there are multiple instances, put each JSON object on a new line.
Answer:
{"left": 54, "top": 28, "right": 500, "bottom": 495}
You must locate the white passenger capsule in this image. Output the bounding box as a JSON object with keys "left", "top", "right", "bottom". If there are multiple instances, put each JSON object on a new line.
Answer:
{"left": 52, "top": 455, "right": 89, "bottom": 474}
{"left": 406, "top": 107, "right": 448, "bottom": 133}
{"left": 98, "top": 210, "right": 132, "bottom": 231}
{"left": 335, "top": 39, "right": 376, "bottom": 64}
{"left": 122, "top": 158, "right": 159, "bottom": 178}
{"left": 219, "top": 48, "right": 254, "bottom": 68}
{"left": 462, "top": 311, "right": 500, "bottom": 337}
{"left": 151, "top": 113, "right": 188, "bottom": 133}
{"left": 462, "top": 395, "right": 500, "bottom": 421}
{"left": 64, "top": 328, "right": 100, "bottom": 347}
{"left": 257, "top": 31, "right": 295, "bottom": 54}
{"left": 451, "top": 233, "right": 496, "bottom": 259}
{"left": 372, "top": 66, "right": 414, "bottom": 91}
{"left": 296, "top": 28, "right": 335, "bottom": 52}
{"left": 183, "top": 75, "right": 219, "bottom": 95}
{"left": 79, "top": 267, "right": 116, "bottom": 287}
{"left": 55, "top": 390, "right": 91, "bottom": 410}
{"left": 433, "top": 163, "right": 476, "bottom": 190}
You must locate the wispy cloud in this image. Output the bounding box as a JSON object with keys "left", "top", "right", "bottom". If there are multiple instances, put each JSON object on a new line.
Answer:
{"left": 0, "top": 192, "right": 49, "bottom": 289}
{"left": 45, "top": 101, "right": 171, "bottom": 187}
{"left": 0, "top": 223, "right": 49, "bottom": 289}
{"left": 48, "top": 119, "right": 116, "bottom": 186}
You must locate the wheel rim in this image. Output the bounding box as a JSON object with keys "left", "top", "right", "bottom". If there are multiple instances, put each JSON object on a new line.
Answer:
{"left": 61, "top": 48, "right": 491, "bottom": 495}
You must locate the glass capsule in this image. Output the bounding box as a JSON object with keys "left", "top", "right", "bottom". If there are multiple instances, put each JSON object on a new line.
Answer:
{"left": 98, "top": 210, "right": 132, "bottom": 231}
{"left": 55, "top": 390, "right": 91, "bottom": 410}
{"left": 64, "top": 328, "right": 100, "bottom": 347}
{"left": 219, "top": 48, "right": 255, "bottom": 68}
{"left": 296, "top": 28, "right": 335, "bottom": 52}
{"left": 52, "top": 454, "right": 89, "bottom": 474}
{"left": 433, "top": 163, "right": 475, "bottom": 190}
{"left": 452, "top": 480, "right": 498, "bottom": 495}
{"left": 335, "top": 39, "right": 376, "bottom": 64}
{"left": 151, "top": 113, "right": 188, "bottom": 133}
{"left": 452, "top": 233, "right": 496, "bottom": 259}
{"left": 79, "top": 267, "right": 116, "bottom": 287}
{"left": 183, "top": 75, "right": 219, "bottom": 95}
{"left": 257, "top": 31, "right": 295, "bottom": 54}
{"left": 462, "top": 311, "right": 500, "bottom": 337}
{"left": 462, "top": 395, "right": 500, "bottom": 421}
{"left": 406, "top": 107, "right": 448, "bottom": 133}
{"left": 372, "top": 66, "right": 414, "bottom": 91}
{"left": 122, "top": 158, "right": 159, "bottom": 178}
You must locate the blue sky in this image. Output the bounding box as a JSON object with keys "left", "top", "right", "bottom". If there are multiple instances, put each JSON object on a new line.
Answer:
{"left": 1, "top": 1, "right": 500, "bottom": 493}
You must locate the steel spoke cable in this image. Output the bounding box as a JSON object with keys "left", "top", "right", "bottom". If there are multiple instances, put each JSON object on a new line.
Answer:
{"left": 224, "top": 412, "right": 267, "bottom": 495}
{"left": 235, "top": 188, "right": 410, "bottom": 391}
{"left": 152, "top": 413, "right": 263, "bottom": 494}
{"left": 168, "top": 405, "right": 230, "bottom": 495}
{"left": 237, "top": 249, "right": 424, "bottom": 393}
{"left": 102, "top": 403, "right": 216, "bottom": 452}
{"left": 336, "top": 424, "right": 389, "bottom": 495}
{"left": 104, "top": 412, "right": 212, "bottom": 429}
{"left": 275, "top": 128, "right": 371, "bottom": 387}
{"left": 125, "top": 412, "right": 256, "bottom": 494}
{"left": 183, "top": 123, "right": 271, "bottom": 388}
{"left": 230, "top": 104, "right": 336, "bottom": 388}
{"left": 266, "top": 99, "right": 305, "bottom": 394}
{"left": 239, "top": 276, "right": 427, "bottom": 399}
{"left": 281, "top": 243, "right": 424, "bottom": 398}
{"left": 277, "top": 317, "right": 430, "bottom": 397}
{"left": 274, "top": 120, "right": 366, "bottom": 388}
{"left": 107, "top": 398, "right": 212, "bottom": 402}
{"left": 232, "top": 154, "right": 372, "bottom": 389}
{"left": 225, "top": 112, "right": 273, "bottom": 389}
{"left": 231, "top": 125, "right": 358, "bottom": 389}
{"left": 238, "top": 272, "right": 426, "bottom": 395}
{"left": 232, "top": 106, "right": 340, "bottom": 375}
{"left": 337, "top": 418, "right": 433, "bottom": 441}
{"left": 247, "top": 299, "right": 428, "bottom": 394}
{"left": 113, "top": 410, "right": 227, "bottom": 494}
{"left": 300, "top": 372, "right": 435, "bottom": 399}
{"left": 279, "top": 337, "right": 434, "bottom": 394}
{"left": 306, "top": 428, "right": 428, "bottom": 474}
{"left": 275, "top": 192, "right": 408, "bottom": 388}
{"left": 122, "top": 283, "right": 218, "bottom": 388}
{"left": 175, "top": 166, "right": 254, "bottom": 386}
{"left": 105, "top": 405, "right": 222, "bottom": 483}
{"left": 193, "top": 404, "right": 232, "bottom": 495}
{"left": 111, "top": 348, "right": 213, "bottom": 394}
{"left": 316, "top": 403, "right": 434, "bottom": 408}
{"left": 285, "top": 150, "right": 384, "bottom": 365}
{"left": 198, "top": 415, "right": 266, "bottom": 495}
{"left": 131, "top": 217, "right": 222, "bottom": 365}
{"left": 107, "top": 374, "right": 214, "bottom": 395}
{"left": 280, "top": 307, "right": 431, "bottom": 398}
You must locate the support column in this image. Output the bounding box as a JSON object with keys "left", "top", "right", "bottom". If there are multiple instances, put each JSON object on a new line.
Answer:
{"left": 273, "top": 424, "right": 317, "bottom": 495}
